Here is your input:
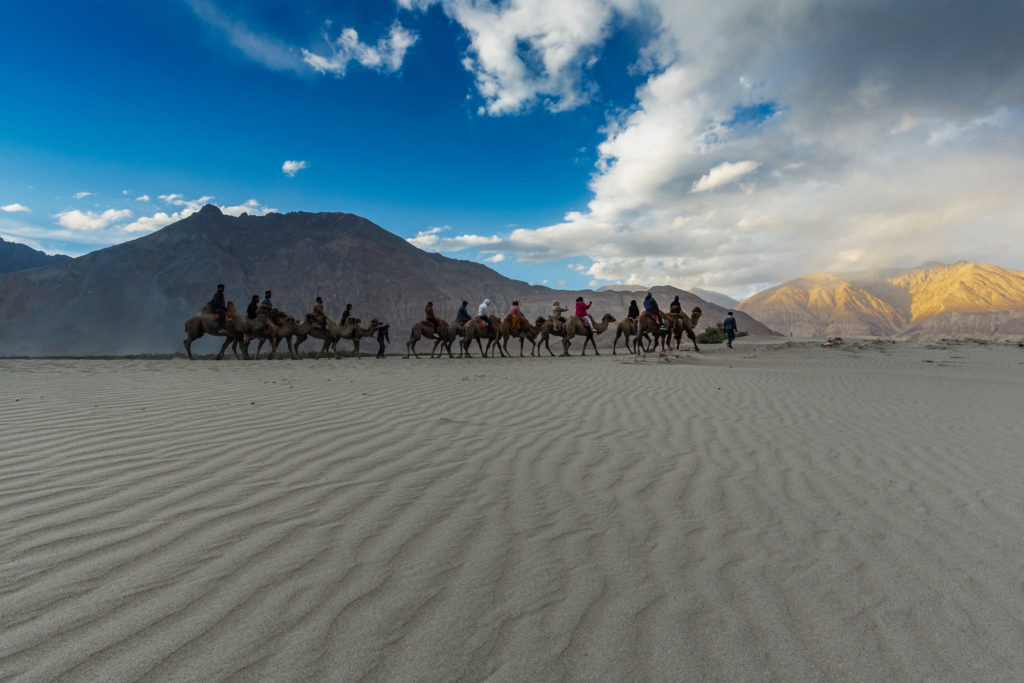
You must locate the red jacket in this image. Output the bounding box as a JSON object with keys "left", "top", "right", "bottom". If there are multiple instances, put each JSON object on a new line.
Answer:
{"left": 575, "top": 301, "right": 590, "bottom": 317}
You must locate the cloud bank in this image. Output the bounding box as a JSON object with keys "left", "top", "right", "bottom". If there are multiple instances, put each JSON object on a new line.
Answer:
{"left": 400, "top": 0, "right": 1024, "bottom": 296}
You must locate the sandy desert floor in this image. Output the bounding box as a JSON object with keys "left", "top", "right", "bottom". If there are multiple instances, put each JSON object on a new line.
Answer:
{"left": 2, "top": 338, "right": 1023, "bottom": 681}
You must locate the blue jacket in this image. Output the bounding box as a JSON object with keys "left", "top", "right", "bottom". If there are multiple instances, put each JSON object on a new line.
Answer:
{"left": 643, "top": 295, "right": 659, "bottom": 313}
{"left": 456, "top": 305, "right": 471, "bottom": 324}
{"left": 723, "top": 315, "right": 737, "bottom": 331}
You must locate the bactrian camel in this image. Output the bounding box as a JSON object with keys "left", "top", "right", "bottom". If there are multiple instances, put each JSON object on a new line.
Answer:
{"left": 612, "top": 317, "right": 638, "bottom": 355}
{"left": 406, "top": 318, "right": 448, "bottom": 358}
{"left": 498, "top": 315, "right": 541, "bottom": 357}
{"left": 560, "top": 313, "right": 616, "bottom": 356}
{"left": 460, "top": 317, "right": 506, "bottom": 358}
{"left": 184, "top": 302, "right": 257, "bottom": 360}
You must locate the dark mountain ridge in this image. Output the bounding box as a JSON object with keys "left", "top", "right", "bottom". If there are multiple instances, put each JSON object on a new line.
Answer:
{"left": 0, "top": 206, "right": 774, "bottom": 355}
{"left": 0, "top": 237, "right": 71, "bottom": 275}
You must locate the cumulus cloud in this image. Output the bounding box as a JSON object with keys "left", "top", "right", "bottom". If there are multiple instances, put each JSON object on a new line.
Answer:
{"left": 691, "top": 160, "right": 761, "bottom": 193}
{"left": 136, "top": 195, "right": 150, "bottom": 202}
{"left": 401, "top": 0, "right": 630, "bottom": 115}
{"left": 303, "top": 22, "right": 417, "bottom": 76}
{"left": 282, "top": 160, "right": 308, "bottom": 177}
{"left": 2, "top": 203, "right": 30, "bottom": 213}
{"left": 73, "top": 191, "right": 92, "bottom": 199}
{"left": 401, "top": 0, "right": 1024, "bottom": 296}
{"left": 55, "top": 208, "right": 133, "bottom": 231}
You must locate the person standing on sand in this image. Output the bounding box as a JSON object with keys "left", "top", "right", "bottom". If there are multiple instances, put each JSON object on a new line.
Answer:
{"left": 724, "top": 311, "right": 738, "bottom": 348}
{"left": 376, "top": 322, "right": 390, "bottom": 358}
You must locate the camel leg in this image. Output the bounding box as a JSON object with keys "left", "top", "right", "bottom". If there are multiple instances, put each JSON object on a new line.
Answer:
{"left": 287, "top": 338, "right": 296, "bottom": 360}
{"left": 406, "top": 335, "right": 419, "bottom": 359}
{"left": 184, "top": 336, "right": 196, "bottom": 360}
{"left": 216, "top": 336, "right": 232, "bottom": 360}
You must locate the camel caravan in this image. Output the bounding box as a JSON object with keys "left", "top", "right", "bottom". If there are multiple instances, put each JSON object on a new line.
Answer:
{"left": 185, "top": 286, "right": 702, "bottom": 360}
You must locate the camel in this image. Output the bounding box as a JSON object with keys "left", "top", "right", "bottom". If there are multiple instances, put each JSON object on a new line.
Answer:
{"left": 636, "top": 307, "right": 702, "bottom": 353}
{"left": 560, "top": 313, "right": 616, "bottom": 356}
{"left": 332, "top": 318, "right": 380, "bottom": 358}
{"left": 460, "top": 317, "right": 506, "bottom": 358}
{"left": 405, "top": 318, "right": 448, "bottom": 358}
{"left": 293, "top": 315, "right": 353, "bottom": 359}
{"left": 498, "top": 315, "right": 541, "bottom": 357}
{"left": 256, "top": 312, "right": 300, "bottom": 359}
{"left": 612, "top": 317, "right": 638, "bottom": 355}
{"left": 668, "top": 307, "right": 702, "bottom": 351}
{"left": 184, "top": 302, "right": 255, "bottom": 360}
{"left": 431, "top": 320, "right": 466, "bottom": 358}
{"left": 534, "top": 316, "right": 570, "bottom": 356}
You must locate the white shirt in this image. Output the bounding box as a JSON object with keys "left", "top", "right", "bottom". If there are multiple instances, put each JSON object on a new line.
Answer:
{"left": 478, "top": 300, "right": 491, "bottom": 317}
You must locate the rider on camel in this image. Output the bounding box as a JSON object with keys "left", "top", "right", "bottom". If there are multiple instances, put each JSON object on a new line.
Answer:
{"left": 211, "top": 284, "right": 228, "bottom": 331}
{"left": 311, "top": 297, "right": 328, "bottom": 331}
{"left": 478, "top": 299, "right": 495, "bottom": 338}
{"left": 628, "top": 299, "right": 640, "bottom": 321}
{"left": 551, "top": 300, "right": 568, "bottom": 331}
{"left": 341, "top": 303, "right": 353, "bottom": 326}
{"left": 508, "top": 300, "right": 529, "bottom": 334}
{"left": 670, "top": 295, "right": 682, "bottom": 314}
{"left": 575, "top": 297, "right": 595, "bottom": 332}
{"left": 644, "top": 292, "right": 667, "bottom": 330}
{"left": 425, "top": 301, "right": 440, "bottom": 330}
{"left": 456, "top": 301, "right": 472, "bottom": 326}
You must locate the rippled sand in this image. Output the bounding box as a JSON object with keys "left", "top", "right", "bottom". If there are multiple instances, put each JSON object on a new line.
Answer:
{"left": 2, "top": 339, "right": 1023, "bottom": 680}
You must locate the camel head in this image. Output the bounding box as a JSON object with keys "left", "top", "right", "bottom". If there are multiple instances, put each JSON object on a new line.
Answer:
{"left": 600, "top": 313, "right": 616, "bottom": 323}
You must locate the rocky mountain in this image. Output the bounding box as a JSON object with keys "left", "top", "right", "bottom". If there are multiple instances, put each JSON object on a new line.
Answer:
{"left": 0, "top": 237, "right": 71, "bottom": 275}
{"left": 0, "top": 206, "right": 774, "bottom": 356}
{"left": 738, "top": 262, "right": 1024, "bottom": 341}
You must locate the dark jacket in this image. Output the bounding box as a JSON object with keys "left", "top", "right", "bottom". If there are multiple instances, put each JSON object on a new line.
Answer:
{"left": 670, "top": 296, "right": 682, "bottom": 313}
{"left": 246, "top": 301, "right": 259, "bottom": 318}
{"left": 211, "top": 290, "right": 226, "bottom": 310}
{"left": 723, "top": 315, "right": 737, "bottom": 332}
{"left": 377, "top": 325, "right": 390, "bottom": 343}
{"left": 456, "top": 305, "right": 471, "bottom": 324}
{"left": 643, "top": 295, "right": 659, "bottom": 313}
{"left": 628, "top": 302, "right": 640, "bottom": 319}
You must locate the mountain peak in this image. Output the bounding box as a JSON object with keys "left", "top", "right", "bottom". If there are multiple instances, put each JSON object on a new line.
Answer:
{"left": 198, "top": 204, "right": 222, "bottom": 216}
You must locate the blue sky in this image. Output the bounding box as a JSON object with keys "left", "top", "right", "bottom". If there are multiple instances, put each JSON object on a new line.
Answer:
{"left": 2, "top": 0, "right": 1022, "bottom": 297}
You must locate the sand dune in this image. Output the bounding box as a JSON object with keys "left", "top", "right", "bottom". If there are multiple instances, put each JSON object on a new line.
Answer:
{"left": 2, "top": 339, "right": 1024, "bottom": 680}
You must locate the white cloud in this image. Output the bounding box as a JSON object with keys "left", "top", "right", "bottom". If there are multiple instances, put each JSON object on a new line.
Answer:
{"left": 282, "top": 160, "right": 309, "bottom": 177}
{"left": 402, "top": 0, "right": 629, "bottom": 115}
{"left": 220, "top": 199, "right": 277, "bottom": 216}
{"left": 55, "top": 208, "right": 133, "bottom": 231}
{"left": 303, "top": 22, "right": 417, "bottom": 76}
{"left": 187, "top": 0, "right": 304, "bottom": 72}
{"left": 484, "top": 253, "right": 505, "bottom": 262}
{"left": 73, "top": 191, "right": 92, "bottom": 199}
{"left": 2, "top": 203, "right": 30, "bottom": 213}
{"left": 401, "top": 1, "right": 1024, "bottom": 296}
{"left": 691, "top": 160, "right": 761, "bottom": 193}
{"left": 136, "top": 195, "right": 150, "bottom": 202}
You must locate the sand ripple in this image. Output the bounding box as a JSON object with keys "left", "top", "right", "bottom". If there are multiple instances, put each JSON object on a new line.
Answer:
{"left": 2, "top": 344, "right": 1023, "bottom": 680}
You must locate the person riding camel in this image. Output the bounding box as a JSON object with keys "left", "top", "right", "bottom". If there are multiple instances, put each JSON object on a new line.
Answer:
{"left": 311, "top": 296, "right": 328, "bottom": 331}
{"left": 628, "top": 299, "right": 640, "bottom": 321}
{"left": 425, "top": 301, "right": 440, "bottom": 330}
{"left": 259, "top": 290, "right": 273, "bottom": 317}
{"left": 478, "top": 298, "right": 494, "bottom": 338}
{"left": 508, "top": 300, "right": 529, "bottom": 334}
{"left": 210, "top": 284, "right": 228, "bottom": 331}
{"left": 456, "top": 300, "right": 472, "bottom": 326}
{"left": 575, "top": 296, "right": 595, "bottom": 332}
{"left": 341, "top": 303, "right": 353, "bottom": 326}
{"left": 644, "top": 292, "right": 667, "bottom": 330}
{"left": 670, "top": 295, "right": 682, "bottom": 315}
{"left": 246, "top": 295, "right": 259, "bottom": 319}
{"left": 551, "top": 300, "right": 568, "bottom": 332}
